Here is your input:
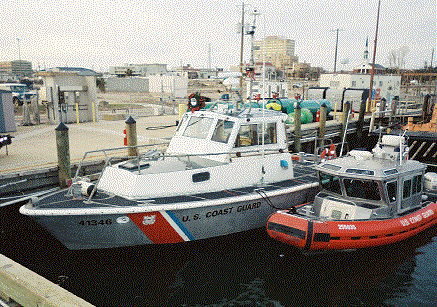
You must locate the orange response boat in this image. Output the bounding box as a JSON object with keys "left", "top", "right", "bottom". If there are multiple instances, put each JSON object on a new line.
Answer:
{"left": 267, "top": 135, "right": 437, "bottom": 252}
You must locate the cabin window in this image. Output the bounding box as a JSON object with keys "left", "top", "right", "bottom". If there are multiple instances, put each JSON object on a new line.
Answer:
{"left": 212, "top": 120, "right": 234, "bottom": 143}
{"left": 234, "top": 123, "right": 277, "bottom": 147}
{"left": 344, "top": 178, "right": 381, "bottom": 200}
{"left": 387, "top": 181, "right": 397, "bottom": 202}
{"left": 403, "top": 179, "right": 412, "bottom": 199}
{"left": 183, "top": 116, "right": 214, "bottom": 139}
{"left": 412, "top": 175, "right": 422, "bottom": 194}
{"left": 192, "top": 172, "right": 210, "bottom": 183}
{"left": 319, "top": 172, "right": 341, "bottom": 195}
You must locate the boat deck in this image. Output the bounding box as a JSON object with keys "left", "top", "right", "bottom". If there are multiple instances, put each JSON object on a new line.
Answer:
{"left": 33, "top": 161, "right": 318, "bottom": 210}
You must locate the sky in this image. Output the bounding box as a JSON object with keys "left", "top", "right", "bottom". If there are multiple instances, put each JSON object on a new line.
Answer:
{"left": 1, "top": 0, "right": 436, "bottom": 72}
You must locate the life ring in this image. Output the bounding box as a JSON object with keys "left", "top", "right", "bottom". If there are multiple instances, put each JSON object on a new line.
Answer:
{"left": 187, "top": 93, "right": 206, "bottom": 112}
{"left": 321, "top": 144, "right": 337, "bottom": 160}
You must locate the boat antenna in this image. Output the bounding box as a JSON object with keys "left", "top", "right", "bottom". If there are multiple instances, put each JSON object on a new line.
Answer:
{"left": 261, "top": 10, "right": 266, "bottom": 181}
{"left": 367, "top": 0, "right": 381, "bottom": 112}
{"left": 246, "top": 7, "right": 260, "bottom": 115}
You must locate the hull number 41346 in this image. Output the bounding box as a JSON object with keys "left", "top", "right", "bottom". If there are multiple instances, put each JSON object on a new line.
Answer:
{"left": 79, "top": 219, "right": 112, "bottom": 226}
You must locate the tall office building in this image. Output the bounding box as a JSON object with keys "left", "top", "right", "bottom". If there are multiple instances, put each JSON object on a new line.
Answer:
{"left": 0, "top": 60, "right": 33, "bottom": 77}
{"left": 253, "top": 36, "right": 298, "bottom": 71}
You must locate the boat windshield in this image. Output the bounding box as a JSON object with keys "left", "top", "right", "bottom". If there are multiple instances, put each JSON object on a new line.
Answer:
{"left": 319, "top": 172, "right": 341, "bottom": 195}
{"left": 344, "top": 178, "right": 381, "bottom": 201}
{"left": 212, "top": 119, "right": 234, "bottom": 143}
{"left": 183, "top": 116, "right": 214, "bottom": 139}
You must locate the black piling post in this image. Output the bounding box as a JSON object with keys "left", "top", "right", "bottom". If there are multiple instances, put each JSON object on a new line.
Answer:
{"left": 55, "top": 122, "right": 71, "bottom": 188}
{"left": 294, "top": 103, "right": 302, "bottom": 153}
{"left": 318, "top": 103, "right": 327, "bottom": 152}
{"left": 125, "top": 116, "right": 138, "bottom": 157}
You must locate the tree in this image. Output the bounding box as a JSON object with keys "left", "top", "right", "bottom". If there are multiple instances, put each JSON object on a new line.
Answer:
{"left": 387, "top": 46, "right": 410, "bottom": 70}
{"left": 125, "top": 68, "right": 133, "bottom": 77}
{"left": 96, "top": 77, "right": 106, "bottom": 93}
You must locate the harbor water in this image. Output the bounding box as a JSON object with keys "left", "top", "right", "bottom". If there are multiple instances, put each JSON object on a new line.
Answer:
{"left": 1, "top": 201, "right": 436, "bottom": 307}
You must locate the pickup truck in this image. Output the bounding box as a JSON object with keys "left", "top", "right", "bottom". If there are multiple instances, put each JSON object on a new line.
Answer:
{"left": 0, "top": 83, "right": 36, "bottom": 106}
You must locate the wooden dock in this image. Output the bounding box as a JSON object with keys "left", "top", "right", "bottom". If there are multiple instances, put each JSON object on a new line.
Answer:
{"left": 0, "top": 254, "right": 94, "bottom": 307}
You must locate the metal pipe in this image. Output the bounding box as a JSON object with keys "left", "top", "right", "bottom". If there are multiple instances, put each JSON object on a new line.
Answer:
{"left": 423, "top": 142, "right": 435, "bottom": 157}
{"left": 411, "top": 141, "right": 426, "bottom": 160}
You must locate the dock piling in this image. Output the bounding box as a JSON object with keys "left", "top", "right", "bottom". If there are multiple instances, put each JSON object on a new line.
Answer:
{"left": 318, "top": 103, "right": 327, "bottom": 152}
{"left": 55, "top": 122, "right": 71, "bottom": 188}
{"left": 341, "top": 101, "right": 351, "bottom": 140}
{"left": 294, "top": 103, "right": 302, "bottom": 153}
{"left": 125, "top": 116, "right": 138, "bottom": 157}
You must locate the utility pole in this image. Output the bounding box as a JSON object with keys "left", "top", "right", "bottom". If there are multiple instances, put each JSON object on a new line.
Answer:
{"left": 208, "top": 43, "right": 211, "bottom": 70}
{"left": 330, "top": 28, "right": 344, "bottom": 73}
{"left": 17, "top": 38, "right": 22, "bottom": 79}
{"left": 367, "top": 0, "right": 381, "bottom": 112}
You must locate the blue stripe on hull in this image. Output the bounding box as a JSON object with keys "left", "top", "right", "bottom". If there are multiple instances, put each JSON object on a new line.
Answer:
{"left": 166, "top": 210, "right": 195, "bottom": 241}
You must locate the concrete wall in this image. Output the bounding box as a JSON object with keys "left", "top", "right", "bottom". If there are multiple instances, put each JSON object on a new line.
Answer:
{"left": 148, "top": 75, "right": 188, "bottom": 98}
{"left": 105, "top": 77, "right": 149, "bottom": 92}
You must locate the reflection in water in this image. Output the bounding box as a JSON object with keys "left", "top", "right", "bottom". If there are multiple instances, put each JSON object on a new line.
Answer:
{"left": 1, "top": 203, "right": 437, "bottom": 306}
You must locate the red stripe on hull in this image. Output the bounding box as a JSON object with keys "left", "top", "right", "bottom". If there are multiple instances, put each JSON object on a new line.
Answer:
{"left": 267, "top": 202, "right": 437, "bottom": 251}
{"left": 127, "top": 211, "right": 185, "bottom": 244}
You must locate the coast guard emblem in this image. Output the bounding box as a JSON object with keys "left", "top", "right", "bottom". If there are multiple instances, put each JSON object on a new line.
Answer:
{"left": 142, "top": 215, "right": 156, "bottom": 225}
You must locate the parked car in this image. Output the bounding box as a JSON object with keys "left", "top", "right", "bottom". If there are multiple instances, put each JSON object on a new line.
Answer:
{"left": 0, "top": 83, "right": 36, "bottom": 106}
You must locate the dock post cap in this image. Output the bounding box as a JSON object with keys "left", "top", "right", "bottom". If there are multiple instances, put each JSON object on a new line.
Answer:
{"left": 55, "top": 122, "right": 69, "bottom": 131}
{"left": 125, "top": 116, "right": 136, "bottom": 124}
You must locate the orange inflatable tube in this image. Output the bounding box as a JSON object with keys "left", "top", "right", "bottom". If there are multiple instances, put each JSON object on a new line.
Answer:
{"left": 267, "top": 202, "right": 437, "bottom": 251}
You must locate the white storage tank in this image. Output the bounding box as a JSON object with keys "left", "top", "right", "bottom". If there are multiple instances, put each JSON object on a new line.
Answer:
{"left": 424, "top": 172, "right": 437, "bottom": 193}
{"left": 0, "top": 90, "right": 17, "bottom": 133}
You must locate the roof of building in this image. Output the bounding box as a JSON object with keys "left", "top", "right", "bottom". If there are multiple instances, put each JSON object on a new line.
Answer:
{"left": 42, "top": 67, "right": 101, "bottom": 76}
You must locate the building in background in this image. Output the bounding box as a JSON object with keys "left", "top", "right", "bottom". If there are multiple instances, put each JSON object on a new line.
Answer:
{"left": 286, "top": 62, "right": 311, "bottom": 79}
{"left": 353, "top": 38, "right": 385, "bottom": 74}
{"left": 38, "top": 67, "right": 99, "bottom": 124}
{"left": 108, "top": 64, "right": 167, "bottom": 77}
{"left": 0, "top": 60, "right": 33, "bottom": 78}
{"left": 319, "top": 38, "right": 400, "bottom": 99}
{"left": 253, "top": 36, "right": 298, "bottom": 73}
{"left": 170, "top": 65, "right": 223, "bottom": 79}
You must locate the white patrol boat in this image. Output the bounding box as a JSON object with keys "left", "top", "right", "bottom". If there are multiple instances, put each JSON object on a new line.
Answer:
{"left": 20, "top": 103, "right": 319, "bottom": 250}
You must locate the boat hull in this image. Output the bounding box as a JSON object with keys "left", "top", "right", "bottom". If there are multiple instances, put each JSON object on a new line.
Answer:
{"left": 267, "top": 202, "right": 437, "bottom": 251}
{"left": 29, "top": 184, "right": 319, "bottom": 250}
